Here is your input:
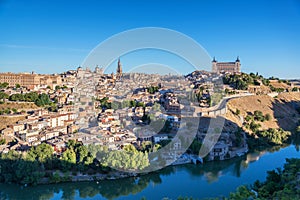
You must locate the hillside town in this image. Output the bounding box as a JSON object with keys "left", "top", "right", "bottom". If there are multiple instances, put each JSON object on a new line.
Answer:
{"left": 0, "top": 57, "right": 299, "bottom": 164}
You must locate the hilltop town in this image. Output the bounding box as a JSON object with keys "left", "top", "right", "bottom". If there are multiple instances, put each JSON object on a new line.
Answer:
{"left": 0, "top": 57, "right": 300, "bottom": 171}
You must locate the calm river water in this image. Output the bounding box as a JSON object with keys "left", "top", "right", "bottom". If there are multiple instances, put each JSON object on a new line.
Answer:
{"left": 0, "top": 144, "right": 300, "bottom": 200}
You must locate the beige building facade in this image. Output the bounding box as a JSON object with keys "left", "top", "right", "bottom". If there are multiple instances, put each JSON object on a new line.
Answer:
{"left": 0, "top": 72, "right": 62, "bottom": 89}
{"left": 212, "top": 57, "right": 241, "bottom": 73}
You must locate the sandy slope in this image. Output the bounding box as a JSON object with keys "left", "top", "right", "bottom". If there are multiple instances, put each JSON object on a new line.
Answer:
{"left": 226, "top": 92, "right": 300, "bottom": 131}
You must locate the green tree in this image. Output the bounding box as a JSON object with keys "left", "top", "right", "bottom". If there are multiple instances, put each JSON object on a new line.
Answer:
{"left": 265, "top": 113, "right": 272, "bottom": 121}
{"left": 249, "top": 121, "right": 261, "bottom": 132}
{"left": 4, "top": 108, "right": 11, "bottom": 114}
{"left": 50, "top": 170, "right": 61, "bottom": 183}
{"left": 141, "top": 141, "right": 153, "bottom": 152}
{"left": 292, "top": 87, "right": 299, "bottom": 92}
{"left": 55, "top": 85, "right": 61, "bottom": 90}
{"left": 0, "top": 150, "right": 44, "bottom": 185}
{"left": 66, "top": 139, "right": 78, "bottom": 150}
{"left": 101, "top": 145, "right": 150, "bottom": 171}
{"left": 24, "top": 92, "right": 39, "bottom": 102}
{"left": 254, "top": 110, "right": 265, "bottom": 122}
{"left": 0, "top": 82, "right": 9, "bottom": 89}
{"left": 130, "top": 100, "right": 137, "bottom": 107}
{"left": 76, "top": 145, "right": 89, "bottom": 163}
{"left": 245, "top": 115, "right": 253, "bottom": 122}
{"left": 35, "top": 93, "right": 51, "bottom": 106}
{"left": 26, "top": 143, "right": 54, "bottom": 163}
{"left": 153, "top": 143, "right": 161, "bottom": 152}
{"left": 0, "top": 92, "right": 9, "bottom": 100}
{"left": 189, "top": 139, "right": 202, "bottom": 154}
{"left": 9, "top": 94, "right": 25, "bottom": 101}
{"left": 61, "top": 148, "right": 76, "bottom": 170}
{"left": 137, "top": 101, "right": 145, "bottom": 107}
{"left": 83, "top": 154, "right": 94, "bottom": 165}
{"left": 229, "top": 185, "right": 255, "bottom": 199}
{"left": 0, "top": 138, "right": 6, "bottom": 145}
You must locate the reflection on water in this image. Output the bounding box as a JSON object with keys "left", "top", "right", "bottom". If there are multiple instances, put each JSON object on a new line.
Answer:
{"left": 292, "top": 133, "right": 300, "bottom": 152}
{"left": 0, "top": 174, "right": 161, "bottom": 200}
{"left": 0, "top": 145, "right": 299, "bottom": 200}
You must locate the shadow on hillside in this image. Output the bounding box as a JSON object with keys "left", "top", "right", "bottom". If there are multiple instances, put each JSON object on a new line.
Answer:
{"left": 198, "top": 116, "right": 241, "bottom": 133}
{"left": 272, "top": 99, "right": 300, "bottom": 131}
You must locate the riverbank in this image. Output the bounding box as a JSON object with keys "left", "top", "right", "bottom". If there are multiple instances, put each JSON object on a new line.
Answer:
{"left": 37, "top": 154, "right": 197, "bottom": 185}
{"left": 39, "top": 143, "right": 283, "bottom": 186}
{"left": 38, "top": 170, "right": 140, "bottom": 184}
{"left": 36, "top": 152, "right": 246, "bottom": 185}
{"left": 1, "top": 144, "right": 299, "bottom": 200}
{"left": 0, "top": 135, "right": 292, "bottom": 187}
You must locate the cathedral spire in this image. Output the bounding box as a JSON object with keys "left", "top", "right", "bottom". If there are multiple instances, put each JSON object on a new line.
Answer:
{"left": 212, "top": 56, "right": 217, "bottom": 62}
{"left": 117, "top": 58, "right": 122, "bottom": 79}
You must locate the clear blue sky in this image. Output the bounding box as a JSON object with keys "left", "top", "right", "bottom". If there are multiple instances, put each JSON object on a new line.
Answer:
{"left": 0, "top": 0, "right": 299, "bottom": 78}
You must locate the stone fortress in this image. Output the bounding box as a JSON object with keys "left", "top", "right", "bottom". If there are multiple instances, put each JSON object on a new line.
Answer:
{"left": 212, "top": 57, "right": 241, "bottom": 74}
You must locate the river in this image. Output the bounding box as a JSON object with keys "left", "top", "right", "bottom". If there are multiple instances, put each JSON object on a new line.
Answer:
{"left": 0, "top": 144, "right": 299, "bottom": 200}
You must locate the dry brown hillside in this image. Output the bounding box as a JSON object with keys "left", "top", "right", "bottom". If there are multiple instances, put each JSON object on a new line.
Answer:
{"left": 226, "top": 92, "right": 300, "bottom": 131}
{"left": 0, "top": 115, "right": 26, "bottom": 130}
{"left": 269, "top": 80, "right": 291, "bottom": 90}
{"left": 0, "top": 102, "right": 38, "bottom": 130}
{"left": 0, "top": 102, "right": 38, "bottom": 111}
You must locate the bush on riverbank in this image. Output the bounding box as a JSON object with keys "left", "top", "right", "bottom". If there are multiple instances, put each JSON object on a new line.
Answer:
{"left": 243, "top": 110, "right": 292, "bottom": 150}
{"left": 229, "top": 158, "right": 300, "bottom": 199}
{"left": 246, "top": 128, "right": 291, "bottom": 150}
{"left": 0, "top": 141, "right": 150, "bottom": 185}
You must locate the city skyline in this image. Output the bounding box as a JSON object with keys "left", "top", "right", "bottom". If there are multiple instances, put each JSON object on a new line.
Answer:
{"left": 0, "top": 0, "right": 300, "bottom": 78}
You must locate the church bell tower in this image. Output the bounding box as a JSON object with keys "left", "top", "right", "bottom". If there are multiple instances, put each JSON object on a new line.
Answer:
{"left": 117, "top": 58, "right": 122, "bottom": 79}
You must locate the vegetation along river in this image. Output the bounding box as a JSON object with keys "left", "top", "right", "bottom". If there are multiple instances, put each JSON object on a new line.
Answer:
{"left": 0, "top": 144, "right": 299, "bottom": 200}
